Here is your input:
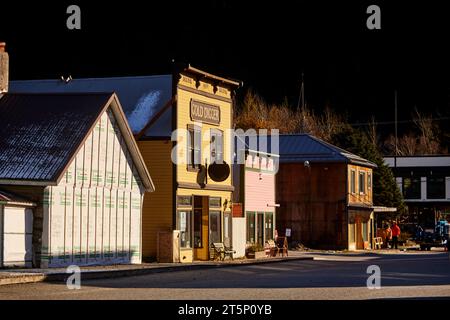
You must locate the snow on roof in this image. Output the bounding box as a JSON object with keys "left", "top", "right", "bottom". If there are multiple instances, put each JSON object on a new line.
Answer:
{"left": 127, "top": 90, "right": 162, "bottom": 133}
{"left": 10, "top": 75, "right": 173, "bottom": 137}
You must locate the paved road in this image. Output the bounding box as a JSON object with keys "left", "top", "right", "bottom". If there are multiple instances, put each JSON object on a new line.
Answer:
{"left": 1, "top": 252, "right": 449, "bottom": 300}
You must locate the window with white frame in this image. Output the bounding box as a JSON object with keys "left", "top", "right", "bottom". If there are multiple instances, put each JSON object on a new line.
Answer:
{"left": 187, "top": 124, "right": 201, "bottom": 170}
{"left": 359, "top": 171, "right": 366, "bottom": 194}
{"left": 350, "top": 170, "right": 356, "bottom": 194}
{"left": 210, "top": 129, "right": 224, "bottom": 164}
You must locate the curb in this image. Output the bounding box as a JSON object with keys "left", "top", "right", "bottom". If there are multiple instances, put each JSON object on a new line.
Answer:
{"left": 0, "top": 274, "right": 46, "bottom": 286}
{"left": 0, "top": 256, "right": 313, "bottom": 286}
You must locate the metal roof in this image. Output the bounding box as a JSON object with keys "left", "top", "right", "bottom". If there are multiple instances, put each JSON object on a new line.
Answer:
{"left": 0, "top": 93, "right": 155, "bottom": 191}
{"left": 10, "top": 75, "right": 173, "bottom": 137}
{"left": 276, "top": 134, "right": 377, "bottom": 167}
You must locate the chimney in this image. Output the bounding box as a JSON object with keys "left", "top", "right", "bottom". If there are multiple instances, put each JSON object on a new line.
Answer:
{"left": 0, "top": 42, "right": 9, "bottom": 93}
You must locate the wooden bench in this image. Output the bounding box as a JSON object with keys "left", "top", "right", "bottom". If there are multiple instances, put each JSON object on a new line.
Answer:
{"left": 373, "top": 237, "right": 383, "bottom": 250}
{"left": 265, "top": 240, "right": 278, "bottom": 257}
{"left": 211, "top": 243, "right": 235, "bottom": 261}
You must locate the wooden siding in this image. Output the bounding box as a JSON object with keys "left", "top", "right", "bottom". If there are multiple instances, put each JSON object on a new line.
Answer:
{"left": 347, "top": 164, "right": 373, "bottom": 206}
{"left": 175, "top": 77, "right": 233, "bottom": 190}
{"left": 245, "top": 171, "right": 275, "bottom": 212}
{"left": 276, "top": 162, "right": 348, "bottom": 249}
{"left": 41, "top": 109, "right": 144, "bottom": 267}
{"left": 244, "top": 153, "right": 276, "bottom": 212}
{"left": 138, "top": 140, "right": 173, "bottom": 259}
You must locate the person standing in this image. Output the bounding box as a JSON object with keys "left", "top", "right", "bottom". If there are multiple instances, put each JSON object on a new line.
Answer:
{"left": 385, "top": 224, "right": 392, "bottom": 249}
{"left": 392, "top": 222, "right": 401, "bottom": 249}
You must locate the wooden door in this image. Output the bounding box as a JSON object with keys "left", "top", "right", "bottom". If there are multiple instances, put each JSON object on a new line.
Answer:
{"left": 193, "top": 196, "right": 209, "bottom": 260}
{"left": 356, "top": 217, "right": 364, "bottom": 250}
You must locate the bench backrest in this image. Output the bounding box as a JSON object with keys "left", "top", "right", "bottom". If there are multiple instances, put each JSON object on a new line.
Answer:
{"left": 213, "top": 243, "right": 225, "bottom": 251}
{"left": 266, "top": 240, "right": 276, "bottom": 247}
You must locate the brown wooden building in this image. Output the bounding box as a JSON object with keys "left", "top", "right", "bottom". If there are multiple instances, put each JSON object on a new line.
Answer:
{"left": 275, "top": 134, "right": 377, "bottom": 250}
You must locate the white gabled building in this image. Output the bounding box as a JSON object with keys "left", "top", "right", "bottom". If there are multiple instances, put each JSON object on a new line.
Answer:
{"left": 0, "top": 92, "right": 154, "bottom": 268}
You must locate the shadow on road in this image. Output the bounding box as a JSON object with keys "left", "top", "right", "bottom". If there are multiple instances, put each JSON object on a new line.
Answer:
{"left": 44, "top": 252, "right": 450, "bottom": 290}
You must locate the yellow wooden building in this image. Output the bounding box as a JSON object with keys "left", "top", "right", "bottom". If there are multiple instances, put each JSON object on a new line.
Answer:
{"left": 135, "top": 66, "right": 242, "bottom": 261}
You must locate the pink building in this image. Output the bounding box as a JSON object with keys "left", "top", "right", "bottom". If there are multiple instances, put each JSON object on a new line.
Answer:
{"left": 233, "top": 149, "right": 278, "bottom": 252}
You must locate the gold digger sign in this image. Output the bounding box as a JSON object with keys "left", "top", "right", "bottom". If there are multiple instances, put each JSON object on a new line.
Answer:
{"left": 190, "top": 100, "right": 221, "bottom": 125}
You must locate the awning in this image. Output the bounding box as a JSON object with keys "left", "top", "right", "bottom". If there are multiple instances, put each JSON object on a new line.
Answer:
{"left": 373, "top": 206, "right": 397, "bottom": 213}
{"left": 0, "top": 189, "right": 36, "bottom": 207}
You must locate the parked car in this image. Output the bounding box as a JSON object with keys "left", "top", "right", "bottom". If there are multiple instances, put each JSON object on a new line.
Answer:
{"left": 415, "top": 221, "right": 449, "bottom": 251}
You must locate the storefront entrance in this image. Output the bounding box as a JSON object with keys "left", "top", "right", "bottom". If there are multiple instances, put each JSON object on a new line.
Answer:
{"left": 348, "top": 209, "right": 374, "bottom": 250}
{"left": 193, "top": 196, "right": 209, "bottom": 260}
{"left": 177, "top": 194, "right": 227, "bottom": 261}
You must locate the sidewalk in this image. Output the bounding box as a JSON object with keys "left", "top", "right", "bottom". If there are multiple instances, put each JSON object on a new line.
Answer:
{"left": 0, "top": 251, "right": 312, "bottom": 286}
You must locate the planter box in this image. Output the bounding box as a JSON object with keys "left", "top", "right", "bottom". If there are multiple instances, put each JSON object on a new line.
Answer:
{"left": 255, "top": 251, "right": 267, "bottom": 259}
{"left": 247, "top": 251, "right": 267, "bottom": 259}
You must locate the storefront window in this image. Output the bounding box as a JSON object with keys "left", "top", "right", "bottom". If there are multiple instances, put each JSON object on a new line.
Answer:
{"left": 177, "top": 195, "right": 192, "bottom": 207}
{"left": 403, "top": 177, "right": 421, "bottom": 199}
{"left": 257, "top": 212, "right": 264, "bottom": 245}
{"left": 362, "top": 221, "right": 368, "bottom": 242}
{"left": 194, "top": 209, "right": 202, "bottom": 248}
{"left": 349, "top": 223, "right": 355, "bottom": 243}
{"left": 177, "top": 210, "right": 192, "bottom": 248}
{"left": 427, "top": 176, "right": 445, "bottom": 199}
{"left": 265, "top": 212, "right": 274, "bottom": 241}
{"left": 223, "top": 212, "right": 232, "bottom": 247}
{"left": 209, "top": 210, "right": 221, "bottom": 245}
{"left": 209, "top": 197, "right": 221, "bottom": 208}
{"left": 247, "top": 212, "right": 256, "bottom": 243}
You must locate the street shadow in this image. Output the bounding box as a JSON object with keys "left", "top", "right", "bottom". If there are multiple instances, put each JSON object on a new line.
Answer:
{"left": 45, "top": 252, "right": 450, "bottom": 290}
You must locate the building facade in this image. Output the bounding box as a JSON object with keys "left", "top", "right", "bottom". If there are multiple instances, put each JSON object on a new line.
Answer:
{"left": 384, "top": 156, "right": 450, "bottom": 229}
{"left": 10, "top": 65, "right": 242, "bottom": 261}
{"left": 0, "top": 93, "right": 154, "bottom": 268}
{"left": 275, "top": 134, "right": 376, "bottom": 250}
{"left": 233, "top": 149, "right": 278, "bottom": 256}
{"left": 141, "top": 67, "right": 241, "bottom": 261}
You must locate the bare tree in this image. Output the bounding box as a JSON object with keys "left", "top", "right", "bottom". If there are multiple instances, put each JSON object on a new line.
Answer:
{"left": 367, "top": 116, "right": 379, "bottom": 149}
{"left": 413, "top": 108, "right": 441, "bottom": 154}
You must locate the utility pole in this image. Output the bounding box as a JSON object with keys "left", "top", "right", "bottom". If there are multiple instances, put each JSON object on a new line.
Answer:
{"left": 297, "top": 72, "right": 305, "bottom": 111}
{"left": 394, "top": 90, "right": 398, "bottom": 168}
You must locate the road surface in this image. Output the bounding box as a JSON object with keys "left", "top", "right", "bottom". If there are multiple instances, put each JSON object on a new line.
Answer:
{"left": 1, "top": 251, "right": 449, "bottom": 300}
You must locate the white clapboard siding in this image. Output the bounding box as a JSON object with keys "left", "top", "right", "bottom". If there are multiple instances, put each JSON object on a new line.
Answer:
{"left": 41, "top": 107, "right": 144, "bottom": 268}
